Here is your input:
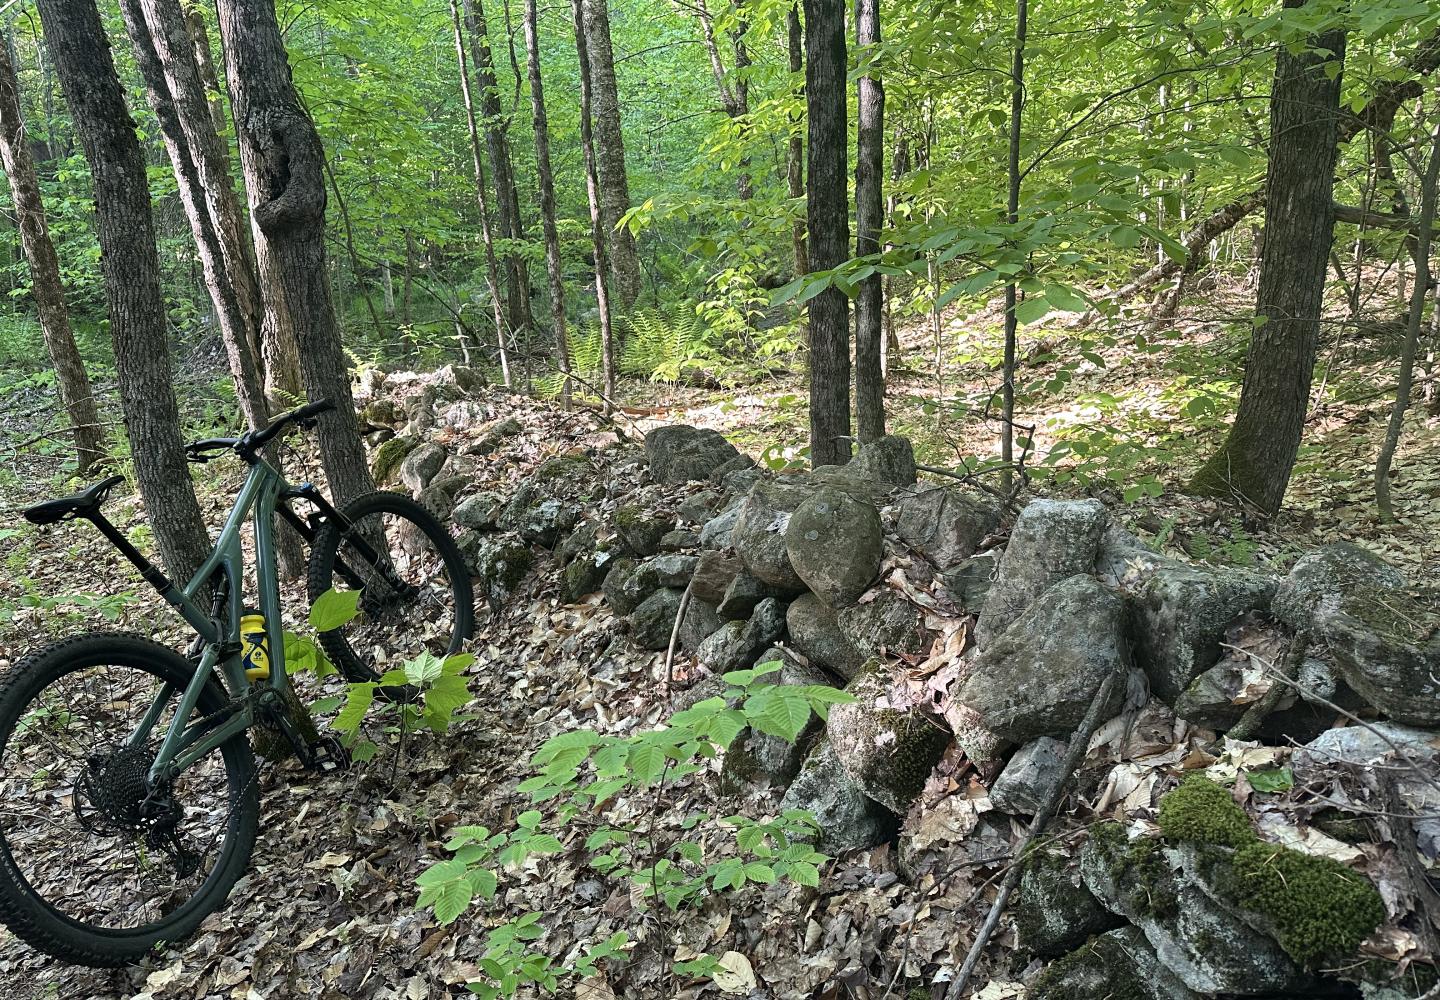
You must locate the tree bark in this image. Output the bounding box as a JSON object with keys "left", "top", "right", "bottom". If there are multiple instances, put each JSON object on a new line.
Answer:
{"left": 0, "top": 36, "right": 104, "bottom": 475}
{"left": 580, "top": 0, "right": 640, "bottom": 307}
{"left": 34, "top": 0, "right": 211, "bottom": 581}
{"left": 804, "top": 0, "right": 851, "bottom": 467}
{"left": 853, "top": 0, "right": 885, "bottom": 442}
{"left": 183, "top": 3, "right": 227, "bottom": 136}
{"left": 570, "top": 0, "right": 617, "bottom": 411}
{"left": 119, "top": 0, "right": 269, "bottom": 435}
{"left": 451, "top": 0, "right": 512, "bottom": 387}
{"left": 214, "top": 0, "right": 376, "bottom": 505}
{"left": 1000, "top": 0, "right": 1027, "bottom": 493}
{"left": 462, "top": 0, "right": 533, "bottom": 336}
{"left": 1375, "top": 120, "right": 1440, "bottom": 521}
{"left": 1189, "top": 0, "right": 1346, "bottom": 515}
{"left": 524, "top": 0, "right": 572, "bottom": 408}
{"left": 786, "top": 4, "right": 808, "bottom": 279}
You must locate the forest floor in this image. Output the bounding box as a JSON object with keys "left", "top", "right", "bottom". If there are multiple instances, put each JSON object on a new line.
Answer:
{"left": 0, "top": 274, "right": 1435, "bottom": 999}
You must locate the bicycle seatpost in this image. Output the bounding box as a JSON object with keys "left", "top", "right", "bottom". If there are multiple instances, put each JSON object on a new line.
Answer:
{"left": 86, "top": 511, "right": 176, "bottom": 597}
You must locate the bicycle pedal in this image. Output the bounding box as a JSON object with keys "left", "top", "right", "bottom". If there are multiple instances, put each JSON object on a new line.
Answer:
{"left": 305, "top": 735, "right": 351, "bottom": 774}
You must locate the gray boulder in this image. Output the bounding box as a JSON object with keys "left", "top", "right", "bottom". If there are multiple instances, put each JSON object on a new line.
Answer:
{"left": 460, "top": 416, "right": 522, "bottom": 456}
{"left": 561, "top": 547, "right": 621, "bottom": 604}
{"left": 556, "top": 521, "right": 599, "bottom": 566}
{"left": 659, "top": 529, "right": 699, "bottom": 551}
{"left": 677, "top": 599, "right": 725, "bottom": 653}
{"left": 677, "top": 490, "right": 723, "bottom": 524}
{"left": 958, "top": 575, "right": 1128, "bottom": 742}
{"left": 828, "top": 660, "right": 951, "bottom": 814}
{"left": 399, "top": 441, "right": 447, "bottom": 494}
{"left": 1276, "top": 545, "right": 1440, "bottom": 725}
{"left": 939, "top": 554, "right": 998, "bottom": 614}
{"left": 699, "top": 497, "right": 745, "bottom": 550}
{"left": 644, "top": 425, "right": 741, "bottom": 485}
{"left": 976, "top": 498, "right": 1109, "bottom": 646}
{"left": 613, "top": 554, "right": 698, "bottom": 612}
{"left": 837, "top": 591, "right": 930, "bottom": 663}
{"left": 846, "top": 435, "right": 917, "bottom": 487}
{"left": 720, "top": 650, "right": 833, "bottom": 790}
{"left": 717, "top": 572, "right": 790, "bottom": 622}
{"left": 784, "top": 488, "right": 883, "bottom": 607}
{"left": 708, "top": 453, "right": 757, "bottom": 485}
{"left": 779, "top": 741, "right": 898, "bottom": 853}
{"left": 690, "top": 550, "right": 743, "bottom": 605}
{"left": 697, "top": 598, "right": 787, "bottom": 673}
{"left": 731, "top": 480, "right": 814, "bottom": 591}
{"left": 601, "top": 558, "right": 641, "bottom": 615}
{"left": 1081, "top": 829, "right": 1307, "bottom": 996}
{"left": 505, "top": 498, "right": 580, "bottom": 548}
{"left": 630, "top": 588, "right": 687, "bottom": 650}
{"left": 786, "top": 593, "right": 866, "bottom": 679}
{"left": 460, "top": 534, "right": 534, "bottom": 610}
{"left": 613, "top": 504, "right": 674, "bottom": 557}
{"left": 1013, "top": 850, "right": 1123, "bottom": 959}
{"left": 1030, "top": 926, "right": 1202, "bottom": 1000}
{"left": 990, "top": 737, "right": 1066, "bottom": 815}
{"left": 1134, "top": 563, "right": 1277, "bottom": 703}
{"left": 454, "top": 491, "right": 504, "bottom": 532}
{"left": 893, "top": 487, "right": 1000, "bottom": 572}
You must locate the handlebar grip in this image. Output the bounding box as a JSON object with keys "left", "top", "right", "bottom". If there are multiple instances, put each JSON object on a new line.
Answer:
{"left": 293, "top": 399, "right": 334, "bottom": 421}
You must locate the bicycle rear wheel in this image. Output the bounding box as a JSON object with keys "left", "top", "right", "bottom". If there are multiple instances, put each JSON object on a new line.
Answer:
{"left": 307, "top": 490, "right": 475, "bottom": 682}
{"left": 0, "top": 633, "right": 258, "bottom": 966}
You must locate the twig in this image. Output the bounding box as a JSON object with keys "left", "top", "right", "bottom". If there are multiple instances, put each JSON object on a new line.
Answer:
{"left": 1219, "top": 642, "right": 1440, "bottom": 803}
{"left": 1222, "top": 635, "right": 1306, "bottom": 743}
{"left": 944, "top": 670, "right": 1118, "bottom": 999}
{"left": 663, "top": 582, "right": 693, "bottom": 690}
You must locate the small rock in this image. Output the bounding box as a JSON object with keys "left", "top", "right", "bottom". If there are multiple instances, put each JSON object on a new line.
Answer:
{"left": 990, "top": 737, "right": 1066, "bottom": 815}
{"left": 678, "top": 598, "right": 725, "bottom": 652}
{"left": 1030, "top": 926, "right": 1202, "bottom": 1000}
{"left": 959, "top": 575, "right": 1129, "bottom": 742}
{"left": 939, "top": 554, "right": 998, "bottom": 614}
{"left": 1272, "top": 542, "right": 1406, "bottom": 628}
{"left": 779, "top": 741, "right": 898, "bottom": 854}
{"left": 508, "top": 498, "right": 581, "bottom": 548}
{"left": 677, "top": 490, "right": 724, "bottom": 524}
{"left": 691, "top": 551, "right": 744, "bottom": 605}
{"left": 1134, "top": 563, "right": 1277, "bottom": 703}
{"left": 720, "top": 466, "right": 767, "bottom": 499}
{"left": 720, "top": 651, "right": 833, "bottom": 790}
{"left": 460, "top": 534, "right": 534, "bottom": 610}
{"left": 557, "top": 521, "right": 599, "bottom": 566}
{"left": 630, "top": 588, "right": 687, "bottom": 650}
{"left": 562, "top": 547, "right": 620, "bottom": 603}
{"left": 784, "top": 488, "right": 883, "bottom": 607}
{"left": 461, "top": 416, "right": 522, "bottom": 456}
{"left": 399, "top": 442, "right": 447, "bottom": 494}
{"left": 893, "top": 486, "right": 1000, "bottom": 571}
{"left": 717, "top": 573, "right": 790, "bottom": 622}
{"left": 644, "top": 425, "right": 742, "bottom": 485}
{"left": 976, "top": 498, "right": 1109, "bottom": 647}
{"left": 601, "top": 558, "right": 641, "bottom": 615}
{"left": 731, "top": 480, "right": 815, "bottom": 591}
{"left": 828, "top": 660, "right": 951, "bottom": 814}
{"left": 708, "top": 453, "right": 757, "bottom": 484}
{"left": 787, "top": 593, "right": 866, "bottom": 679}
{"left": 697, "top": 598, "right": 787, "bottom": 673}
{"left": 1093, "top": 523, "right": 1173, "bottom": 589}
{"left": 699, "top": 497, "right": 745, "bottom": 550}
{"left": 371, "top": 435, "right": 419, "bottom": 486}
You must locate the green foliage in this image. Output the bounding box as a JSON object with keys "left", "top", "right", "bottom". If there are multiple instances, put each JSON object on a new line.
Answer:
{"left": 414, "top": 662, "right": 851, "bottom": 996}
{"left": 1157, "top": 776, "right": 1256, "bottom": 849}
{"left": 620, "top": 308, "right": 718, "bottom": 383}
{"left": 1225, "top": 842, "right": 1386, "bottom": 966}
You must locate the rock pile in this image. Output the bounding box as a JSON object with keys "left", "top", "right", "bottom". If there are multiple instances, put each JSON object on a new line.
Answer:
{"left": 353, "top": 382, "right": 1439, "bottom": 997}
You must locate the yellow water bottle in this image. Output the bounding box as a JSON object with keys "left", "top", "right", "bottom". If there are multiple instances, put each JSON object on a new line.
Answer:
{"left": 240, "top": 613, "right": 271, "bottom": 681}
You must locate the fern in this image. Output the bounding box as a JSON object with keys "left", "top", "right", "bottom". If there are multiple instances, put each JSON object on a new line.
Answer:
{"left": 620, "top": 308, "right": 714, "bottom": 383}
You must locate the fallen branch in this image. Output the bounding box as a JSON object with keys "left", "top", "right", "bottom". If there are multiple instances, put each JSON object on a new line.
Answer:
{"left": 944, "top": 669, "right": 1119, "bottom": 999}
{"left": 1222, "top": 635, "right": 1306, "bottom": 743}
{"left": 663, "top": 582, "right": 693, "bottom": 690}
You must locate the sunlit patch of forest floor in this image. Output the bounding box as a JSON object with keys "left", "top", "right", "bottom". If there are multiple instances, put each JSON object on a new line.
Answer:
{"left": 0, "top": 274, "right": 1435, "bottom": 998}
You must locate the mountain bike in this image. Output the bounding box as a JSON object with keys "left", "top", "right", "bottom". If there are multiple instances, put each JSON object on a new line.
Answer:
{"left": 0, "top": 399, "right": 474, "bottom": 966}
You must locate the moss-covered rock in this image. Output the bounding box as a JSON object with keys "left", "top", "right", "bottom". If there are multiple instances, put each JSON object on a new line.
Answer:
{"left": 778, "top": 740, "right": 898, "bottom": 853}
{"left": 787, "top": 593, "right": 866, "bottom": 679}
{"left": 719, "top": 650, "right": 832, "bottom": 792}
{"left": 644, "top": 424, "right": 741, "bottom": 485}
{"left": 460, "top": 533, "right": 535, "bottom": 611}
{"left": 1029, "top": 927, "right": 1202, "bottom": 1000}
{"left": 827, "top": 659, "right": 951, "bottom": 814}
{"left": 561, "top": 546, "right": 620, "bottom": 603}
{"left": 371, "top": 434, "right": 419, "bottom": 486}
{"left": 1157, "top": 775, "right": 1256, "bottom": 849}
{"left": 1013, "top": 850, "right": 1122, "bottom": 958}
{"left": 613, "top": 503, "right": 673, "bottom": 557}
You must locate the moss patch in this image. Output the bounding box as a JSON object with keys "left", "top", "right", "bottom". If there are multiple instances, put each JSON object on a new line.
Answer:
{"left": 371, "top": 435, "right": 419, "bottom": 485}
{"left": 1157, "top": 775, "right": 1255, "bottom": 848}
{"left": 1222, "top": 841, "right": 1385, "bottom": 967}
{"left": 1090, "top": 822, "right": 1181, "bottom": 920}
{"left": 1028, "top": 932, "right": 1152, "bottom": 1000}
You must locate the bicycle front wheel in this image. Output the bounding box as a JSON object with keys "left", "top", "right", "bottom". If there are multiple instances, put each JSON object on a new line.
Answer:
{"left": 0, "top": 633, "right": 259, "bottom": 967}
{"left": 308, "top": 490, "right": 475, "bottom": 682}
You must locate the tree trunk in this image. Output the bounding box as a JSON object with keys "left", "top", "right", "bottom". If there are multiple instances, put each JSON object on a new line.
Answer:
{"left": 1189, "top": 0, "right": 1346, "bottom": 515}
{"left": 804, "top": 0, "right": 851, "bottom": 467}
{"left": 462, "top": 0, "right": 533, "bottom": 336}
{"left": 580, "top": 0, "right": 640, "bottom": 308}
{"left": 1000, "top": 0, "right": 1027, "bottom": 492}
{"left": 524, "top": 0, "right": 572, "bottom": 408}
{"left": 35, "top": 0, "right": 211, "bottom": 581}
{"left": 450, "top": 0, "right": 512, "bottom": 386}
{"left": 214, "top": 0, "right": 376, "bottom": 506}
{"left": 0, "top": 36, "right": 104, "bottom": 475}
{"left": 570, "top": 0, "right": 617, "bottom": 411}
{"left": 1375, "top": 120, "right": 1440, "bottom": 521}
{"left": 183, "top": 3, "right": 227, "bottom": 136}
{"left": 786, "top": 3, "right": 808, "bottom": 279}
{"left": 853, "top": 0, "right": 885, "bottom": 442}
{"left": 119, "top": 0, "right": 269, "bottom": 435}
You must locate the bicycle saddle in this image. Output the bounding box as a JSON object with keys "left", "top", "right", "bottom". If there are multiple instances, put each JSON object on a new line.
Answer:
{"left": 23, "top": 475, "right": 125, "bottom": 526}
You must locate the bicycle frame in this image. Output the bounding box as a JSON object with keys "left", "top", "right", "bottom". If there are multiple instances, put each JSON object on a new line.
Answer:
{"left": 83, "top": 458, "right": 348, "bottom": 786}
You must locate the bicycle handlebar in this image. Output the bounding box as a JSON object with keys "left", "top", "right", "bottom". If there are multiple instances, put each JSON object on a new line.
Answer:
{"left": 184, "top": 399, "right": 335, "bottom": 463}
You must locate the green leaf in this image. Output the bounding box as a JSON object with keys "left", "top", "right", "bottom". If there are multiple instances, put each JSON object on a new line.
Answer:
{"left": 1014, "top": 296, "right": 1051, "bottom": 325}
{"left": 333, "top": 682, "right": 376, "bottom": 733}
{"left": 405, "top": 652, "right": 444, "bottom": 687}
{"left": 1248, "top": 767, "right": 1294, "bottom": 793}
{"left": 744, "top": 688, "right": 813, "bottom": 743}
{"left": 310, "top": 588, "right": 361, "bottom": 631}
{"left": 432, "top": 879, "right": 473, "bottom": 924}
